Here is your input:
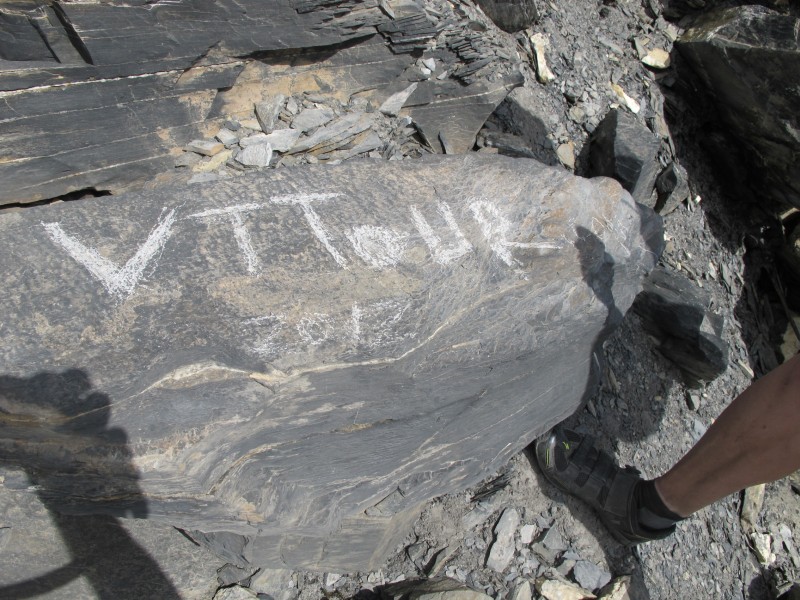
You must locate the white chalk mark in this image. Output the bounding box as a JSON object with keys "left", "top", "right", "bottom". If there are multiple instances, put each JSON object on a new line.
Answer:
{"left": 188, "top": 203, "right": 263, "bottom": 219}
{"left": 189, "top": 203, "right": 265, "bottom": 275}
{"left": 469, "top": 200, "right": 562, "bottom": 267}
{"left": 410, "top": 202, "right": 473, "bottom": 265}
{"left": 249, "top": 314, "right": 286, "bottom": 358}
{"left": 296, "top": 313, "right": 334, "bottom": 346}
{"left": 366, "top": 298, "right": 416, "bottom": 348}
{"left": 469, "top": 200, "right": 517, "bottom": 266}
{"left": 346, "top": 225, "right": 407, "bottom": 269}
{"left": 270, "top": 193, "right": 347, "bottom": 269}
{"left": 351, "top": 302, "right": 363, "bottom": 343}
{"left": 42, "top": 208, "right": 178, "bottom": 299}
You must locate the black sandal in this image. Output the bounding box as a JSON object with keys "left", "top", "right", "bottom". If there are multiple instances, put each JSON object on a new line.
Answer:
{"left": 535, "top": 426, "right": 676, "bottom": 545}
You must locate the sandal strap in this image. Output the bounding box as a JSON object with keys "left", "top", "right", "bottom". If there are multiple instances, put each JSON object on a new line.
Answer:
{"left": 602, "top": 467, "right": 641, "bottom": 519}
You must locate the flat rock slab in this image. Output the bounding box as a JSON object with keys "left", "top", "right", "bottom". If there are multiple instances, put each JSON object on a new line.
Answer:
{"left": 0, "top": 155, "right": 662, "bottom": 571}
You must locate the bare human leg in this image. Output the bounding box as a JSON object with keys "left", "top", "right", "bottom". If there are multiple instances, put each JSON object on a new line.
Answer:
{"left": 656, "top": 353, "right": 800, "bottom": 517}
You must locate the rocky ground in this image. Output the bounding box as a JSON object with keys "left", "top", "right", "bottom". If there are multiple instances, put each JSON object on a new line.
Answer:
{"left": 6, "top": 0, "right": 798, "bottom": 598}
{"left": 196, "top": 1, "right": 800, "bottom": 599}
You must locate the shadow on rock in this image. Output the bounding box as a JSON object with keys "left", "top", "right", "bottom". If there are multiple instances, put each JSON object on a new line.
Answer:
{"left": 0, "top": 368, "right": 180, "bottom": 599}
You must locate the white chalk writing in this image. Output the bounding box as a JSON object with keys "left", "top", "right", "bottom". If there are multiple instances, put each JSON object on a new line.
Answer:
{"left": 410, "top": 202, "right": 472, "bottom": 265}
{"left": 346, "top": 225, "right": 408, "bottom": 269}
{"left": 42, "top": 191, "right": 566, "bottom": 299}
{"left": 270, "top": 193, "right": 347, "bottom": 269}
{"left": 42, "top": 208, "right": 177, "bottom": 299}
{"left": 189, "top": 203, "right": 265, "bottom": 275}
{"left": 249, "top": 299, "right": 416, "bottom": 359}
{"left": 469, "top": 200, "right": 563, "bottom": 267}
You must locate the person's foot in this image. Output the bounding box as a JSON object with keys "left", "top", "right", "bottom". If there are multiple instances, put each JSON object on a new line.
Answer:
{"left": 535, "top": 426, "right": 677, "bottom": 545}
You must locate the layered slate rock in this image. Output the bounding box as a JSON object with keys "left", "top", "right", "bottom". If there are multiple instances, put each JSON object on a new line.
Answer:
{"left": 677, "top": 5, "right": 800, "bottom": 209}
{"left": 0, "top": 0, "right": 522, "bottom": 205}
{"left": 633, "top": 266, "right": 728, "bottom": 385}
{"left": 0, "top": 155, "right": 662, "bottom": 571}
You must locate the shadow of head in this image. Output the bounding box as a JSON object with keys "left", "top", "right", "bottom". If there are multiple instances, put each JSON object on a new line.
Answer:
{"left": 0, "top": 368, "right": 112, "bottom": 434}
{"left": 0, "top": 368, "right": 146, "bottom": 518}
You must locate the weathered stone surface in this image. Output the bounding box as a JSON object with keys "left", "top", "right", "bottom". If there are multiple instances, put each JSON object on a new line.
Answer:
{"left": 588, "top": 109, "right": 661, "bottom": 206}
{"left": 475, "top": 0, "right": 540, "bottom": 33}
{"left": 632, "top": 266, "right": 728, "bottom": 385}
{"left": 677, "top": 6, "right": 800, "bottom": 209}
{"left": 0, "top": 155, "right": 662, "bottom": 571}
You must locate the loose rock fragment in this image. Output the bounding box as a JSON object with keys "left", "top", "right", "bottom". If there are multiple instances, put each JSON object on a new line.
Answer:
{"left": 741, "top": 484, "right": 766, "bottom": 534}
{"left": 476, "top": 0, "right": 539, "bottom": 32}
{"left": 186, "top": 139, "right": 225, "bottom": 156}
{"left": 678, "top": 6, "right": 800, "bottom": 209}
{"left": 175, "top": 152, "right": 202, "bottom": 168}
{"left": 236, "top": 143, "right": 273, "bottom": 167}
{"left": 192, "top": 149, "right": 233, "bottom": 173}
{"left": 379, "top": 83, "right": 419, "bottom": 116}
{"left": 427, "top": 545, "right": 459, "bottom": 576}
{"left": 655, "top": 161, "right": 691, "bottom": 214}
{"left": 597, "top": 576, "right": 631, "bottom": 600}
{"left": 213, "top": 585, "right": 257, "bottom": 600}
{"left": 291, "top": 108, "right": 336, "bottom": 132}
{"left": 610, "top": 83, "right": 640, "bottom": 114}
{"left": 536, "top": 577, "right": 596, "bottom": 600}
{"left": 262, "top": 129, "right": 303, "bottom": 153}
{"left": 216, "top": 128, "right": 240, "bottom": 148}
{"left": 486, "top": 508, "right": 520, "bottom": 572}
{"left": 556, "top": 142, "right": 575, "bottom": 170}
{"left": 289, "top": 112, "right": 375, "bottom": 154}
{"left": 632, "top": 266, "right": 728, "bottom": 384}
{"left": 519, "top": 524, "right": 537, "bottom": 545}
{"left": 255, "top": 95, "right": 287, "bottom": 133}
{"left": 383, "top": 577, "right": 492, "bottom": 600}
{"left": 530, "top": 33, "right": 556, "bottom": 83}
{"left": 573, "top": 561, "right": 612, "bottom": 592}
{"left": 509, "top": 581, "right": 533, "bottom": 600}
{"left": 751, "top": 532, "right": 776, "bottom": 565}
{"left": 642, "top": 48, "right": 671, "bottom": 69}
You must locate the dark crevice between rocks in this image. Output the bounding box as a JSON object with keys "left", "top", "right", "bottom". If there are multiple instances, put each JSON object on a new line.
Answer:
{"left": 0, "top": 187, "right": 112, "bottom": 211}
{"left": 49, "top": 1, "right": 94, "bottom": 65}
{"left": 234, "top": 33, "right": 382, "bottom": 65}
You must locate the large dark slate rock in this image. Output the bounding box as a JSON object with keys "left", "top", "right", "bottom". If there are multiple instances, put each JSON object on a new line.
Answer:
{"left": 677, "top": 6, "right": 800, "bottom": 209}
{"left": 0, "top": 155, "right": 662, "bottom": 571}
{"left": 588, "top": 108, "right": 662, "bottom": 207}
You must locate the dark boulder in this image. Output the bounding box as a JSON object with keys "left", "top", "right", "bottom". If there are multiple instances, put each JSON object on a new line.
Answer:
{"left": 633, "top": 266, "right": 728, "bottom": 385}
{"left": 588, "top": 109, "right": 662, "bottom": 207}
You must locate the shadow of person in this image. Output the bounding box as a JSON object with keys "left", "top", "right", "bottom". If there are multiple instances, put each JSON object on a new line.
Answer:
{"left": 0, "top": 369, "right": 181, "bottom": 599}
